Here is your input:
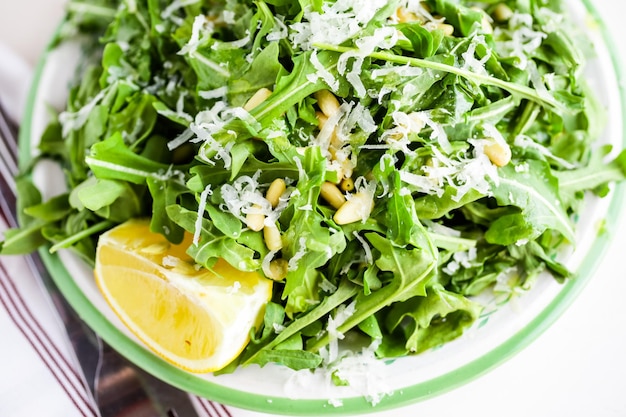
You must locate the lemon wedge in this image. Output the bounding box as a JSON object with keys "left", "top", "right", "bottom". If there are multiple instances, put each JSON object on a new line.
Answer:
{"left": 94, "top": 219, "right": 272, "bottom": 373}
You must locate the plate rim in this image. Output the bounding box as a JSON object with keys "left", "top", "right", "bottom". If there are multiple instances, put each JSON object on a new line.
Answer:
{"left": 18, "top": 1, "right": 626, "bottom": 415}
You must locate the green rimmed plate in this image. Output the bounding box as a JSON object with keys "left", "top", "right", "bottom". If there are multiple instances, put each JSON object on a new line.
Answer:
{"left": 18, "top": 1, "right": 626, "bottom": 415}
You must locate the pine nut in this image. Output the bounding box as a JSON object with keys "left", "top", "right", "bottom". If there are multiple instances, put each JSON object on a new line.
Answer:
{"left": 330, "top": 131, "right": 342, "bottom": 149}
{"left": 246, "top": 204, "right": 265, "bottom": 231}
{"left": 318, "top": 110, "right": 341, "bottom": 150}
{"left": 437, "top": 23, "right": 455, "bottom": 37}
{"left": 320, "top": 181, "right": 346, "bottom": 209}
{"left": 483, "top": 138, "right": 511, "bottom": 167}
{"left": 266, "top": 178, "right": 286, "bottom": 208}
{"left": 263, "top": 223, "right": 283, "bottom": 251}
{"left": 267, "top": 258, "right": 288, "bottom": 281}
{"left": 482, "top": 15, "right": 493, "bottom": 35}
{"left": 395, "top": 7, "right": 423, "bottom": 23}
{"left": 339, "top": 177, "right": 355, "bottom": 192}
{"left": 493, "top": 3, "right": 514, "bottom": 23}
{"left": 407, "top": 112, "right": 426, "bottom": 132}
{"left": 333, "top": 192, "right": 374, "bottom": 225}
{"left": 316, "top": 111, "right": 328, "bottom": 129}
{"left": 243, "top": 88, "right": 272, "bottom": 111}
{"left": 314, "top": 90, "right": 341, "bottom": 118}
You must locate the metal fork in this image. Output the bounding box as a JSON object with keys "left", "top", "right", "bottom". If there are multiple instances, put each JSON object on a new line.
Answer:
{"left": 0, "top": 99, "right": 203, "bottom": 417}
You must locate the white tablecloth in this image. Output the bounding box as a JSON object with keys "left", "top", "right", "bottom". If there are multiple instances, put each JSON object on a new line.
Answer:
{"left": 2, "top": 1, "right": 626, "bottom": 416}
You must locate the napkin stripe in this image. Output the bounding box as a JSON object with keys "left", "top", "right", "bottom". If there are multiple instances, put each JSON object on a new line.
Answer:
{"left": 195, "top": 397, "right": 233, "bottom": 417}
{"left": 0, "top": 259, "right": 85, "bottom": 383}
{"left": 0, "top": 259, "right": 83, "bottom": 380}
{"left": 0, "top": 260, "right": 98, "bottom": 417}
{"left": 215, "top": 402, "right": 233, "bottom": 417}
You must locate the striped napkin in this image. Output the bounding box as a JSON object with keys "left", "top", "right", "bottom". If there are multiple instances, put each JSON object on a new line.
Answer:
{"left": 0, "top": 42, "right": 235, "bottom": 417}
{"left": 0, "top": 230, "right": 243, "bottom": 417}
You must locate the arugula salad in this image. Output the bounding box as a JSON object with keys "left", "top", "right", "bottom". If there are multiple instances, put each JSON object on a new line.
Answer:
{"left": 3, "top": 0, "right": 626, "bottom": 375}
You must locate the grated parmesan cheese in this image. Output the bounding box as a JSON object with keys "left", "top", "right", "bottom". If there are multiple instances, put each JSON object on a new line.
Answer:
{"left": 59, "top": 88, "right": 108, "bottom": 137}
{"left": 418, "top": 111, "right": 452, "bottom": 153}
{"left": 307, "top": 50, "right": 340, "bottom": 91}
{"left": 167, "top": 128, "right": 194, "bottom": 151}
{"left": 443, "top": 246, "right": 478, "bottom": 276}
{"left": 322, "top": 338, "right": 391, "bottom": 406}
{"left": 193, "top": 185, "right": 212, "bottom": 246}
{"left": 398, "top": 127, "right": 501, "bottom": 203}
{"left": 494, "top": 12, "right": 547, "bottom": 69}
{"left": 310, "top": 101, "right": 376, "bottom": 180}
{"left": 198, "top": 86, "right": 229, "bottom": 101}
{"left": 526, "top": 60, "right": 554, "bottom": 102}
{"left": 290, "top": 0, "right": 389, "bottom": 50}
{"left": 287, "top": 237, "right": 308, "bottom": 271}
{"left": 514, "top": 134, "right": 576, "bottom": 169}
{"left": 267, "top": 16, "right": 289, "bottom": 42}
{"left": 273, "top": 323, "right": 286, "bottom": 334}
{"left": 222, "top": 10, "right": 236, "bottom": 25}
{"left": 161, "top": 0, "right": 201, "bottom": 20}
{"left": 179, "top": 15, "right": 214, "bottom": 56}
{"left": 162, "top": 255, "right": 180, "bottom": 268}
{"left": 336, "top": 26, "right": 399, "bottom": 97}
{"left": 261, "top": 249, "right": 279, "bottom": 278}
{"left": 352, "top": 231, "right": 373, "bottom": 265}
{"left": 220, "top": 171, "right": 273, "bottom": 225}
{"left": 328, "top": 398, "right": 344, "bottom": 407}
{"left": 188, "top": 101, "right": 265, "bottom": 169}
{"left": 320, "top": 277, "right": 338, "bottom": 294}
{"left": 324, "top": 302, "right": 356, "bottom": 363}
{"left": 461, "top": 35, "right": 491, "bottom": 75}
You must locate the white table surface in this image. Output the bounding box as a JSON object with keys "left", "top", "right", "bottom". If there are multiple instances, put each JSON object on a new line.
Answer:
{"left": 1, "top": 1, "right": 626, "bottom": 416}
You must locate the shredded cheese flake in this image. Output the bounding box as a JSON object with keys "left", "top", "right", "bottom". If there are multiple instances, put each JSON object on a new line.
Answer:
{"left": 179, "top": 15, "right": 214, "bottom": 56}
{"left": 289, "top": 0, "right": 389, "bottom": 50}
{"left": 193, "top": 185, "right": 212, "bottom": 246}
{"left": 307, "top": 50, "right": 340, "bottom": 91}
{"left": 352, "top": 231, "right": 373, "bottom": 264}
{"left": 494, "top": 12, "right": 547, "bottom": 69}
{"left": 267, "top": 16, "right": 289, "bottom": 41}
{"left": 220, "top": 171, "right": 272, "bottom": 224}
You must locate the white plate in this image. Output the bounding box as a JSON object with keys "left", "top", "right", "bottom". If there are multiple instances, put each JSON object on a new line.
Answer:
{"left": 20, "top": 1, "right": 626, "bottom": 414}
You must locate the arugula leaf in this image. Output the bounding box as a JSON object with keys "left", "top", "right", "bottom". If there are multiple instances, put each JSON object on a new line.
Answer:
{"left": 307, "top": 222, "right": 438, "bottom": 352}
{"left": 486, "top": 160, "right": 576, "bottom": 246}
{"left": 556, "top": 147, "right": 626, "bottom": 205}
{"left": 383, "top": 284, "right": 482, "bottom": 355}
{"left": 414, "top": 187, "right": 485, "bottom": 219}
{"left": 281, "top": 147, "right": 347, "bottom": 316}
{"left": 166, "top": 205, "right": 261, "bottom": 271}
{"left": 75, "top": 177, "right": 143, "bottom": 222}
{"left": 429, "top": 0, "right": 485, "bottom": 36}
{"left": 252, "top": 349, "right": 323, "bottom": 370}
{"left": 313, "top": 43, "right": 566, "bottom": 113}
{"left": 244, "top": 279, "right": 358, "bottom": 366}
{"left": 85, "top": 133, "right": 176, "bottom": 184}
{"left": 228, "top": 42, "right": 284, "bottom": 107}
{"left": 397, "top": 23, "right": 444, "bottom": 59}
{"left": 147, "top": 177, "right": 188, "bottom": 244}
